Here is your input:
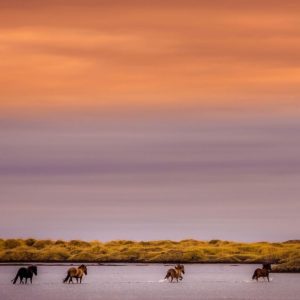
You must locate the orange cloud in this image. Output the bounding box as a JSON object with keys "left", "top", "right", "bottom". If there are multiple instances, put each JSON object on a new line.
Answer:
{"left": 0, "top": 0, "right": 299, "bottom": 115}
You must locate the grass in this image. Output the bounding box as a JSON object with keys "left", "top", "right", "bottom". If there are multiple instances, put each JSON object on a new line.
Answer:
{"left": 0, "top": 239, "right": 299, "bottom": 272}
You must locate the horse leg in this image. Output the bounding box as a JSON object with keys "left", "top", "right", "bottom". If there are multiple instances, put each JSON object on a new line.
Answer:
{"left": 30, "top": 277, "right": 32, "bottom": 284}
{"left": 25, "top": 277, "right": 28, "bottom": 284}
{"left": 80, "top": 277, "right": 82, "bottom": 284}
{"left": 267, "top": 275, "right": 270, "bottom": 282}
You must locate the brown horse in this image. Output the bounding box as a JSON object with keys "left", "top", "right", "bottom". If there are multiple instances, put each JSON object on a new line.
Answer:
{"left": 63, "top": 265, "right": 87, "bottom": 284}
{"left": 165, "top": 264, "right": 185, "bottom": 282}
{"left": 252, "top": 263, "right": 272, "bottom": 282}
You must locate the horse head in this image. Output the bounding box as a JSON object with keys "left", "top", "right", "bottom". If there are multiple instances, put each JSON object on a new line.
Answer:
{"left": 175, "top": 264, "right": 185, "bottom": 274}
{"left": 179, "top": 264, "right": 185, "bottom": 274}
{"left": 79, "top": 264, "right": 88, "bottom": 275}
{"left": 29, "top": 265, "right": 38, "bottom": 276}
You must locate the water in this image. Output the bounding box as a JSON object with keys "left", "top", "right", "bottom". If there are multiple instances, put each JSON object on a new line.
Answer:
{"left": 0, "top": 264, "right": 299, "bottom": 300}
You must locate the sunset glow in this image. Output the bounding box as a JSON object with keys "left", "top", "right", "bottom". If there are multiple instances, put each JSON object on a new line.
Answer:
{"left": 0, "top": 0, "right": 300, "bottom": 115}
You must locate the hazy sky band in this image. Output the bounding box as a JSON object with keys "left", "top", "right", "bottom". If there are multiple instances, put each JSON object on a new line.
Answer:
{"left": 1, "top": 114, "right": 300, "bottom": 241}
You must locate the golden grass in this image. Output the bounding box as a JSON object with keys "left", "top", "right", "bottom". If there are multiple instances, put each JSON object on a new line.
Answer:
{"left": 0, "top": 239, "right": 299, "bottom": 272}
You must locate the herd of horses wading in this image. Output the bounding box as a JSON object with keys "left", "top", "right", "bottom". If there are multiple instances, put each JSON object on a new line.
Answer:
{"left": 11, "top": 263, "right": 272, "bottom": 285}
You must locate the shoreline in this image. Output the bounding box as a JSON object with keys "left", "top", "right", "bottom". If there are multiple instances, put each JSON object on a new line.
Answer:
{"left": 0, "top": 261, "right": 299, "bottom": 273}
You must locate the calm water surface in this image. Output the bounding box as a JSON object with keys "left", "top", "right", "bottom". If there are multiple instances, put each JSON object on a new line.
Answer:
{"left": 0, "top": 264, "right": 299, "bottom": 300}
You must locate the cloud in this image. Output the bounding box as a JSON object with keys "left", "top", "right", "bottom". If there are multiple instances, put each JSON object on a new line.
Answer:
{"left": 0, "top": 0, "right": 299, "bottom": 114}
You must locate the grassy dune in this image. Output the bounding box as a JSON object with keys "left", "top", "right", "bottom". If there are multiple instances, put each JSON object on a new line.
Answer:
{"left": 0, "top": 239, "right": 299, "bottom": 272}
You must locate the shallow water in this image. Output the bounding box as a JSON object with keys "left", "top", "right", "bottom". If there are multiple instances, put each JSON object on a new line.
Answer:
{"left": 0, "top": 264, "right": 299, "bottom": 300}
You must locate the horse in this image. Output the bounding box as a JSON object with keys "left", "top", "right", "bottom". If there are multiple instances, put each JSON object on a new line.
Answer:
{"left": 12, "top": 265, "right": 38, "bottom": 284}
{"left": 165, "top": 264, "right": 185, "bottom": 282}
{"left": 63, "top": 264, "right": 88, "bottom": 284}
{"left": 252, "top": 263, "right": 272, "bottom": 282}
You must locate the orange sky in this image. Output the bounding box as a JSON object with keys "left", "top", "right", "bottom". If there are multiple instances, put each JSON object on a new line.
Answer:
{"left": 0, "top": 0, "right": 300, "bottom": 115}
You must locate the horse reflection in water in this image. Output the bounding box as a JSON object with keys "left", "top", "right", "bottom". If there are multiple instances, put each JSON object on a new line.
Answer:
{"left": 252, "top": 263, "right": 272, "bottom": 282}
{"left": 63, "top": 265, "right": 88, "bottom": 284}
{"left": 165, "top": 264, "right": 185, "bottom": 282}
{"left": 12, "top": 265, "right": 38, "bottom": 284}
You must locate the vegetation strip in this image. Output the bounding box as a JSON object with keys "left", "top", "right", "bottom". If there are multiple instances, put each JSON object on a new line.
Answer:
{"left": 1, "top": 239, "right": 299, "bottom": 272}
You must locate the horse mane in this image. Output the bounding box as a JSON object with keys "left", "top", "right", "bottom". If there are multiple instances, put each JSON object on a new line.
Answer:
{"left": 262, "top": 263, "right": 272, "bottom": 270}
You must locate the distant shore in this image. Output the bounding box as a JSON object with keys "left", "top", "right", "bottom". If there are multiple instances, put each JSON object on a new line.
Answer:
{"left": 1, "top": 238, "right": 299, "bottom": 273}
{"left": 0, "top": 262, "right": 299, "bottom": 273}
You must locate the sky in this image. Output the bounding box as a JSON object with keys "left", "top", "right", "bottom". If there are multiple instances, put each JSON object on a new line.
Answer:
{"left": 0, "top": 0, "right": 300, "bottom": 242}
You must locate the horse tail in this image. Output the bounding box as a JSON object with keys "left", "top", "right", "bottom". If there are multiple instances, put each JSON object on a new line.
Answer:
{"left": 63, "top": 273, "right": 70, "bottom": 283}
{"left": 165, "top": 271, "right": 171, "bottom": 279}
{"left": 252, "top": 270, "right": 257, "bottom": 280}
{"left": 12, "top": 271, "right": 20, "bottom": 284}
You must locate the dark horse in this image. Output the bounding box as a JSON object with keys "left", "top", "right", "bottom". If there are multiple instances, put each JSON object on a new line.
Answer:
{"left": 63, "top": 264, "right": 87, "bottom": 284}
{"left": 252, "top": 263, "right": 272, "bottom": 282}
{"left": 165, "top": 264, "right": 185, "bottom": 282}
{"left": 12, "top": 265, "right": 38, "bottom": 284}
